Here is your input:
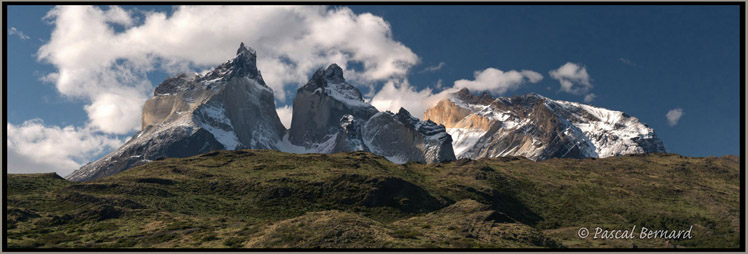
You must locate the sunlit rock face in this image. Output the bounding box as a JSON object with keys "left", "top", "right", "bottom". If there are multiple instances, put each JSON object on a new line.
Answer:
{"left": 425, "top": 88, "right": 666, "bottom": 161}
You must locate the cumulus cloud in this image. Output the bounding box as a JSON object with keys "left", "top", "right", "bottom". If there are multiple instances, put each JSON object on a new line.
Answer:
{"left": 666, "top": 108, "right": 684, "bottom": 126}
{"left": 9, "top": 27, "right": 30, "bottom": 40}
{"left": 421, "top": 62, "right": 445, "bottom": 72}
{"left": 7, "top": 119, "right": 123, "bottom": 176}
{"left": 370, "top": 79, "right": 456, "bottom": 119}
{"left": 84, "top": 92, "right": 147, "bottom": 134}
{"left": 38, "top": 5, "right": 419, "bottom": 134}
{"left": 371, "top": 67, "right": 543, "bottom": 119}
{"left": 549, "top": 62, "right": 592, "bottom": 95}
{"left": 276, "top": 105, "right": 293, "bottom": 129}
{"left": 583, "top": 93, "right": 596, "bottom": 103}
{"left": 453, "top": 68, "right": 543, "bottom": 95}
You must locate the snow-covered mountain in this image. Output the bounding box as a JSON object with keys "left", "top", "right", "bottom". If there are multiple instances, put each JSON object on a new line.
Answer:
{"left": 284, "top": 64, "right": 455, "bottom": 163}
{"left": 424, "top": 88, "right": 666, "bottom": 161}
{"left": 68, "top": 45, "right": 455, "bottom": 182}
{"left": 66, "top": 43, "right": 287, "bottom": 182}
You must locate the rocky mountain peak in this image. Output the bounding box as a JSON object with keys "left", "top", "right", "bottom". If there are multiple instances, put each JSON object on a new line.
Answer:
{"left": 152, "top": 43, "right": 265, "bottom": 97}
{"left": 322, "top": 63, "right": 345, "bottom": 84}
{"left": 500, "top": 93, "right": 546, "bottom": 108}
{"left": 451, "top": 88, "right": 494, "bottom": 106}
{"left": 394, "top": 108, "right": 419, "bottom": 129}
{"left": 296, "top": 63, "right": 366, "bottom": 108}
{"left": 454, "top": 88, "right": 471, "bottom": 98}
{"left": 304, "top": 63, "right": 347, "bottom": 91}
{"left": 236, "top": 42, "right": 256, "bottom": 56}
{"left": 288, "top": 64, "right": 454, "bottom": 164}
{"left": 68, "top": 43, "right": 285, "bottom": 182}
{"left": 153, "top": 73, "right": 198, "bottom": 96}
{"left": 230, "top": 42, "right": 260, "bottom": 80}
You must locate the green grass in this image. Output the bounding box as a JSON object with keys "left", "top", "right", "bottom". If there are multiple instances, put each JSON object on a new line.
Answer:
{"left": 5, "top": 150, "right": 740, "bottom": 249}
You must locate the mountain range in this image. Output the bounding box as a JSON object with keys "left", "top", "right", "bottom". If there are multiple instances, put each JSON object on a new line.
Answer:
{"left": 66, "top": 43, "right": 665, "bottom": 182}
{"left": 424, "top": 89, "right": 666, "bottom": 161}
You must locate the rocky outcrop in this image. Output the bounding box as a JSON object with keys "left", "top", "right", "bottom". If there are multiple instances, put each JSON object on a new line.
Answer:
{"left": 424, "top": 88, "right": 666, "bottom": 161}
{"left": 284, "top": 64, "right": 455, "bottom": 163}
{"left": 66, "top": 43, "right": 286, "bottom": 182}
{"left": 363, "top": 109, "right": 455, "bottom": 163}
{"left": 287, "top": 64, "right": 379, "bottom": 151}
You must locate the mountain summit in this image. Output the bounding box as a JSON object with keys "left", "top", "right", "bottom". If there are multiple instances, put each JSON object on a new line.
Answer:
{"left": 67, "top": 43, "right": 286, "bottom": 182}
{"left": 424, "top": 88, "right": 666, "bottom": 161}
{"left": 287, "top": 63, "right": 378, "bottom": 149}
{"left": 284, "top": 63, "right": 455, "bottom": 163}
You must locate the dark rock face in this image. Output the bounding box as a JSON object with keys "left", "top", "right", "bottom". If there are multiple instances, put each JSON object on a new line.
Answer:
{"left": 425, "top": 89, "right": 666, "bottom": 161}
{"left": 67, "top": 43, "right": 286, "bottom": 182}
{"left": 230, "top": 42, "right": 262, "bottom": 80}
{"left": 153, "top": 73, "right": 196, "bottom": 96}
{"left": 363, "top": 109, "right": 456, "bottom": 163}
{"left": 288, "top": 64, "right": 378, "bottom": 150}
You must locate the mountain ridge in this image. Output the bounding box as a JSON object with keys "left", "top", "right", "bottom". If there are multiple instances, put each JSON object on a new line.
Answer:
{"left": 424, "top": 88, "right": 666, "bottom": 161}
{"left": 68, "top": 43, "right": 668, "bottom": 182}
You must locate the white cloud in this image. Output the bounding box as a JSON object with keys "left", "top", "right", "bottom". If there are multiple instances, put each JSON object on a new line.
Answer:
{"left": 38, "top": 5, "right": 419, "bottom": 134}
{"left": 84, "top": 92, "right": 147, "bottom": 134}
{"left": 583, "top": 93, "right": 596, "bottom": 103}
{"left": 421, "top": 62, "right": 445, "bottom": 72}
{"left": 7, "top": 119, "right": 123, "bottom": 176}
{"left": 370, "top": 79, "right": 456, "bottom": 119}
{"left": 549, "top": 62, "right": 592, "bottom": 95}
{"left": 8, "top": 27, "right": 30, "bottom": 40}
{"left": 521, "top": 70, "right": 544, "bottom": 83}
{"left": 276, "top": 105, "right": 293, "bottom": 129}
{"left": 453, "top": 68, "right": 543, "bottom": 95}
{"left": 619, "top": 57, "right": 635, "bottom": 66}
{"left": 666, "top": 108, "right": 684, "bottom": 126}
{"left": 434, "top": 79, "right": 443, "bottom": 90}
{"left": 371, "top": 67, "right": 543, "bottom": 119}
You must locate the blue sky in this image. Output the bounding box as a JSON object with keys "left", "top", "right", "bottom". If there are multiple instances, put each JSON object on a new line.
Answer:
{"left": 5, "top": 5, "right": 741, "bottom": 175}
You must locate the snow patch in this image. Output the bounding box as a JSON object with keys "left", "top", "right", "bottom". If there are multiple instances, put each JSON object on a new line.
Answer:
{"left": 447, "top": 128, "right": 487, "bottom": 158}
{"left": 325, "top": 81, "right": 371, "bottom": 108}
{"left": 194, "top": 103, "right": 240, "bottom": 150}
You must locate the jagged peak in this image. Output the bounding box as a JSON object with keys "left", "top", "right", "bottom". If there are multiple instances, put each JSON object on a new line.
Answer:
{"left": 298, "top": 63, "right": 371, "bottom": 108}
{"left": 394, "top": 107, "right": 421, "bottom": 129}
{"left": 311, "top": 63, "right": 345, "bottom": 85}
{"left": 450, "top": 88, "right": 494, "bottom": 106}
{"left": 153, "top": 43, "right": 267, "bottom": 96}
{"left": 395, "top": 107, "right": 412, "bottom": 117}
{"left": 236, "top": 42, "right": 256, "bottom": 56}
{"left": 522, "top": 92, "right": 548, "bottom": 100}
{"left": 229, "top": 42, "right": 260, "bottom": 80}
{"left": 506, "top": 93, "right": 550, "bottom": 107}
{"left": 454, "top": 88, "right": 471, "bottom": 96}
{"left": 302, "top": 64, "right": 346, "bottom": 91}
{"left": 153, "top": 73, "right": 199, "bottom": 96}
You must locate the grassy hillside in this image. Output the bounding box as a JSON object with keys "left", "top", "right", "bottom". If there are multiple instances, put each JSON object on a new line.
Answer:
{"left": 5, "top": 150, "right": 741, "bottom": 249}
